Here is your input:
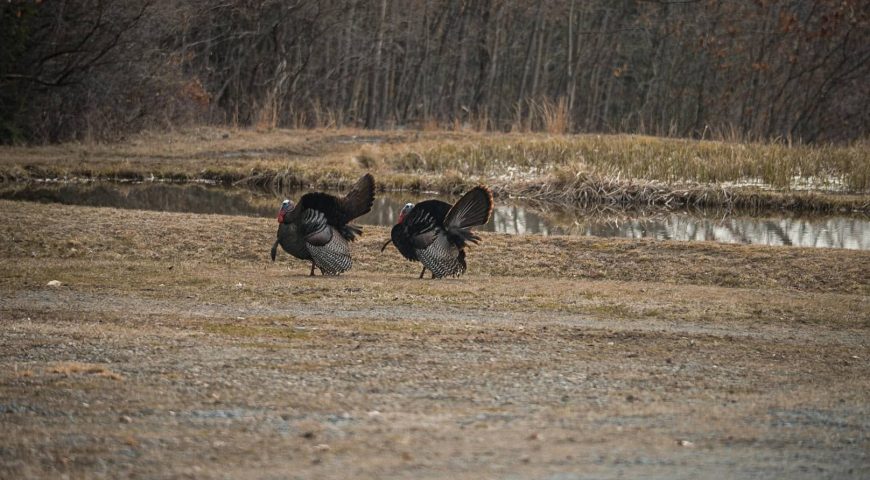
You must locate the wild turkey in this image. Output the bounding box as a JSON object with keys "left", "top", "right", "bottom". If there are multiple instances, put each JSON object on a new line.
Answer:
{"left": 382, "top": 185, "right": 493, "bottom": 278}
{"left": 271, "top": 173, "right": 375, "bottom": 275}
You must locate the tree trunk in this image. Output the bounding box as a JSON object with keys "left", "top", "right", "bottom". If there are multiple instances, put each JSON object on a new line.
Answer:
{"left": 339, "top": 0, "right": 356, "bottom": 124}
{"left": 518, "top": 1, "right": 544, "bottom": 106}
{"left": 365, "top": 0, "right": 388, "bottom": 128}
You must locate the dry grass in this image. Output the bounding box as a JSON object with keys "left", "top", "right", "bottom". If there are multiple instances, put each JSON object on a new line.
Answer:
{"left": 510, "top": 166, "right": 870, "bottom": 211}
{"left": 387, "top": 134, "right": 869, "bottom": 191}
{"left": 1, "top": 127, "right": 867, "bottom": 212}
{"left": 1, "top": 200, "right": 868, "bottom": 479}
{"left": 48, "top": 362, "right": 125, "bottom": 380}
{"left": 510, "top": 98, "right": 572, "bottom": 134}
{"left": 2, "top": 200, "right": 867, "bottom": 294}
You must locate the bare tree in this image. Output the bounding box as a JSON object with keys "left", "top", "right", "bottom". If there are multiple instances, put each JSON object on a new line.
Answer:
{"left": 3, "top": 0, "right": 868, "bottom": 143}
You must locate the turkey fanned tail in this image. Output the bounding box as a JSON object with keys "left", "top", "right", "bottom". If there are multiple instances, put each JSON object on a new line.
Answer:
{"left": 340, "top": 173, "right": 376, "bottom": 228}
{"left": 443, "top": 185, "right": 493, "bottom": 247}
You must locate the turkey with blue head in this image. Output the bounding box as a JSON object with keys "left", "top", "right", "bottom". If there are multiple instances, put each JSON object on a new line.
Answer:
{"left": 382, "top": 185, "right": 493, "bottom": 278}
{"left": 271, "top": 173, "right": 375, "bottom": 276}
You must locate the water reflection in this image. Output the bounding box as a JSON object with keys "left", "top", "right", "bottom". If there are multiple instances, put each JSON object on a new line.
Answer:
{"left": 2, "top": 182, "right": 868, "bottom": 250}
{"left": 489, "top": 205, "right": 553, "bottom": 236}
{"left": 0, "top": 182, "right": 277, "bottom": 218}
{"left": 548, "top": 212, "right": 870, "bottom": 250}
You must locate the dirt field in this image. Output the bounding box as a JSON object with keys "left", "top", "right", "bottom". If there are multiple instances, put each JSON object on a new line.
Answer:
{"left": 1, "top": 200, "right": 868, "bottom": 479}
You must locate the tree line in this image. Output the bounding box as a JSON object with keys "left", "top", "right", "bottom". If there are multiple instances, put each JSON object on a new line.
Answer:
{"left": 2, "top": 0, "right": 868, "bottom": 143}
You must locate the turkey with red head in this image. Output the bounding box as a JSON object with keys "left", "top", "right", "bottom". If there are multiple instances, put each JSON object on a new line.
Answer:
{"left": 382, "top": 185, "right": 493, "bottom": 278}
{"left": 271, "top": 173, "right": 375, "bottom": 275}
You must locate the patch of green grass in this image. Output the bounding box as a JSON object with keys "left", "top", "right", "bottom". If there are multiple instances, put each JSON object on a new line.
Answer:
{"left": 239, "top": 342, "right": 293, "bottom": 349}
{"left": 204, "top": 323, "right": 310, "bottom": 341}
{"left": 348, "top": 319, "right": 433, "bottom": 335}
{"left": 588, "top": 303, "right": 636, "bottom": 318}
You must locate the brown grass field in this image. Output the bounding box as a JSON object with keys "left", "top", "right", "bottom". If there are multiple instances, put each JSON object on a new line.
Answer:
{"left": 2, "top": 128, "right": 868, "bottom": 212}
{"left": 1, "top": 196, "right": 868, "bottom": 479}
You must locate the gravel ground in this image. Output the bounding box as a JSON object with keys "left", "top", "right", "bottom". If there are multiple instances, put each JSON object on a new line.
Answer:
{"left": 1, "top": 200, "right": 868, "bottom": 479}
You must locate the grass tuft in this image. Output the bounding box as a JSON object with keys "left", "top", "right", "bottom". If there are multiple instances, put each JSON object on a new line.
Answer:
{"left": 49, "top": 362, "right": 125, "bottom": 380}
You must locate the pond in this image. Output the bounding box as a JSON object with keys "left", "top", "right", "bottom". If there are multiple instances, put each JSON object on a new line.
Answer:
{"left": 2, "top": 182, "right": 868, "bottom": 250}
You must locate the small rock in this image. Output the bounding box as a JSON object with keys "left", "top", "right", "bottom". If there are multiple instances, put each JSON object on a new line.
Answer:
{"left": 119, "top": 415, "right": 133, "bottom": 424}
{"left": 626, "top": 394, "right": 637, "bottom": 402}
{"left": 313, "top": 444, "right": 330, "bottom": 452}
{"left": 367, "top": 410, "right": 382, "bottom": 418}
{"left": 47, "top": 280, "right": 62, "bottom": 287}
{"left": 677, "top": 439, "right": 694, "bottom": 447}
{"left": 527, "top": 432, "right": 543, "bottom": 441}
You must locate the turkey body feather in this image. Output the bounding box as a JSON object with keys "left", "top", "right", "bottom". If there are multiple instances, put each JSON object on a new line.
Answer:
{"left": 387, "top": 186, "right": 493, "bottom": 278}
{"left": 272, "top": 173, "right": 375, "bottom": 275}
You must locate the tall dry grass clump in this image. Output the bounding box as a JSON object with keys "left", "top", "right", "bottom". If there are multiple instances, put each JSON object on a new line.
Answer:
{"left": 537, "top": 98, "right": 571, "bottom": 134}
{"left": 508, "top": 97, "right": 571, "bottom": 134}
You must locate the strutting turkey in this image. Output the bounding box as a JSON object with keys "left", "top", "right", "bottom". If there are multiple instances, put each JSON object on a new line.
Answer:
{"left": 271, "top": 173, "right": 375, "bottom": 275}
{"left": 382, "top": 185, "right": 493, "bottom": 278}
